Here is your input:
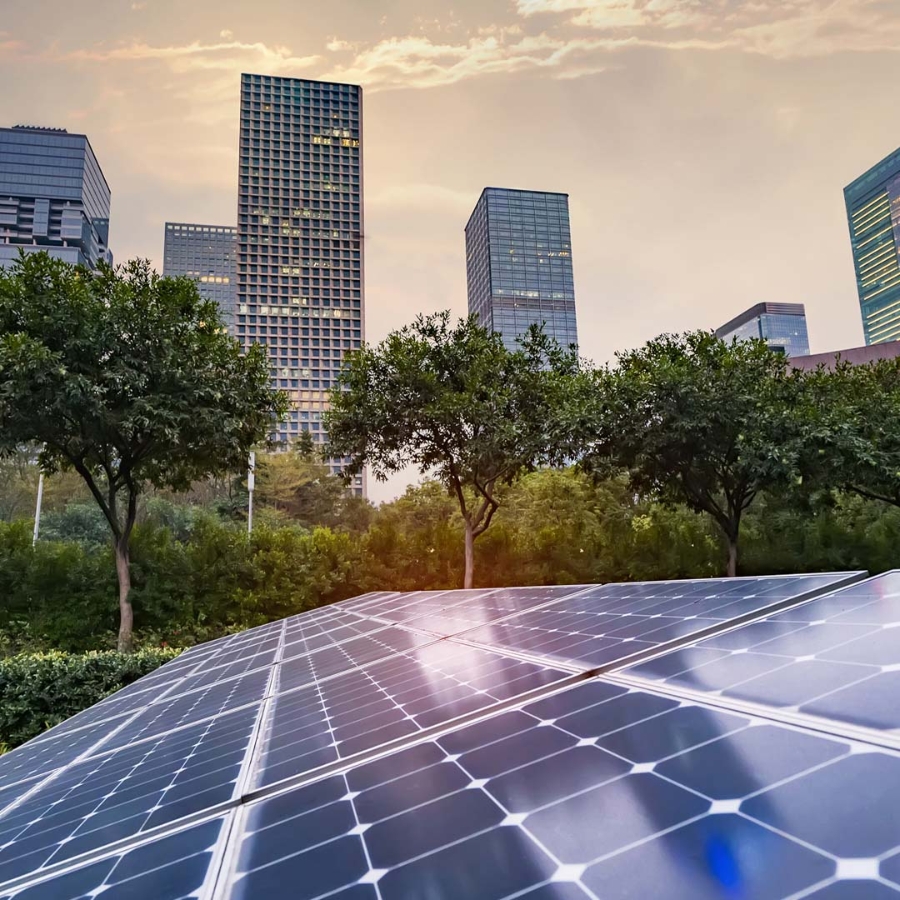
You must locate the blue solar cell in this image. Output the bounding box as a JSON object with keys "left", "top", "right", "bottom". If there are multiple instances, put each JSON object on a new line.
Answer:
{"left": 0, "top": 817, "right": 224, "bottom": 900}
{"left": 458, "top": 573, "right": 859, "bottom": 672}
{"left": 628, "top": 571, "right": 900, "bottom": 732}
{"left": 255, "top": 642, "right": 572, "bottom": 788}
{"left": 0, "top": 706, "right": 256, "bottom": 886}
{"left": 229, "top": 676, "right": 893, "bottom": 900}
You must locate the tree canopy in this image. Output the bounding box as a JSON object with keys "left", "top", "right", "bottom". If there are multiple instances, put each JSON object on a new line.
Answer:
{"left": 575, "top": 331, "right": 800, "bottom": 575}
{"left": 324, "top": 311, "right": 579, "bottom": 587}
{"left": 0, "top": 252, "right": 287, "bottom": 649}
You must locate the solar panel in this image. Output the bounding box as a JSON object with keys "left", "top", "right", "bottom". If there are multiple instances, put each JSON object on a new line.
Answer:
{"left": 225, "top": 677, "right": 898, "bottom": 899}
{"left": 456, "top": 573, "right": 863, "bottom": 672}
{"left": 627, "top": 570, "right": 900, "bottom": 733}
{"left": 1, "top": 569, "right": 896, "bottom": 899}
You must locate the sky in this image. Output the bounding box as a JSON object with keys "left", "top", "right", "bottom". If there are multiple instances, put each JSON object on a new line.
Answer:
{"left": 2, "top": 0, "right": 899, "bottom": 501}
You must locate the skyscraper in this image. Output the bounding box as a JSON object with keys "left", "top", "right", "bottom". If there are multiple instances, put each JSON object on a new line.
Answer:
{"left": 0, "top": 126, "right": 112, "bottom": 269}
{"left": 715, "top": 302, "right": 810, "bottom": 357}
{"left": 465, "top": 187, "right": 577, "bottom": 352}
{"left": 235, "top": 74, "right": 364, "bottom": 494}
{"left": 163, "top": 223, "right": 237, "bottom": 328}
{"left": 845, "top": 147, "right": 900, "bottom": 345}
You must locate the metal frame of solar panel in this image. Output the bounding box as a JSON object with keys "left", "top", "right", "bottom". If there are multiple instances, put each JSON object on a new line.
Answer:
{"left": 6, "top": 569, "right": 900, "bottom": 899}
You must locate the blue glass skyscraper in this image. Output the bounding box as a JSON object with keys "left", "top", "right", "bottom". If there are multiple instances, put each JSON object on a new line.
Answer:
{"left": 715, "top": 302, "right": 810, "bottom": 357}
{"left": 466, "top": 188, "right": 578, "bottom": 351}
{"left": 845, "top": 147, "right": 900, "bottom": 345}
{"left": 0, "top": 126, "right": 111, "bottom": 269}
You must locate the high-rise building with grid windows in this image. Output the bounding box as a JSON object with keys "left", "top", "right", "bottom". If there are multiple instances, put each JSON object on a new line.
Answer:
{"left": 0, "top": 126, "right": 112, "bottom": 270}
{"left": 236, "top": 74, "right": 364, "bottom": 495}
{"left": 163, "top": 223, "right": 237, "bottom": 329}
{"left": 715, "top": 302, "right": 810, "bottom": 357}
{"left": 845, "top": 147, "right": 900, "bottom": 345}
{"left": 465, "top": 187, "right": 577, "bottom": 352}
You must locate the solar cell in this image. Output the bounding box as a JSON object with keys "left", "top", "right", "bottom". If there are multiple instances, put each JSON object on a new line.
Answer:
{"left": 457, "top": 573, "right": 862, "bottom": 672}
{"left": 0, "top": 816, "right": 226, "bottom": 900}
{"left": 629, "top": 570, "right": 900, "bottom": 733}
{"left": 254, "top": 641, "right": 573, "bottom": 788}
{"left": 0, "top": 705, "right": 258, "bottom": 888}
{"left": 227, "top": 677, "right": 900, "bottom": 900}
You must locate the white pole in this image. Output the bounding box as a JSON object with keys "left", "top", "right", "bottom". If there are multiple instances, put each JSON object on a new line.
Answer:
{"left": 33, "top": 473, "right": 44, "bottom": 547}
{"left": 247, "top": 451, "right": 256, "bottom": 534}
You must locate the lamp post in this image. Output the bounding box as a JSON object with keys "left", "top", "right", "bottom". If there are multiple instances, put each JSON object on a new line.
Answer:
{"left": 247, "top": 451, "right": 256, "bottom": 534}
{"left": 32, "top": 472, "right": 44, "bottom": 547}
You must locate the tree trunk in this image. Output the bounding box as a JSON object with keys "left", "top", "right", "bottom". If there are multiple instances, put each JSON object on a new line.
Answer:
{"left": 464, "top": 521, "right": 475, "bottom": 590}
{"left": 115, "top": 537, "right": 134, "bottom": 653}
{"left": 727, "top": 539, "right": 738, "bottom": 578}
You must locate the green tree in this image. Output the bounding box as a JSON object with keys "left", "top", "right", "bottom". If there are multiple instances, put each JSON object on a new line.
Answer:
{"left": 325, "top": 312, "right": 578, "bottom": 588}
{"left": 576, "top": 331, "right": 799, "bottom": 576}
{"left": 798, "top": 358, "right": 900, "bottom": 511}
{"left": 0, "top": 253, "right": 287, "bottom": 651}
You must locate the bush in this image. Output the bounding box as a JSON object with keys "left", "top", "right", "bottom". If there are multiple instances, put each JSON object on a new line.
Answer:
{"left": 0, "top": 648, "right": 179, "bottom": 749}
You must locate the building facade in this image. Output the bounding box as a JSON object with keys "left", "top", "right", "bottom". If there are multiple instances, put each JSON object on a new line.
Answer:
{"left": 466, "top": 188, "right": 578, "bottom": 352}
{"left": 0, "top": 126, "right": 111, "bottom": 269}
{"left": 715, "top": 302, "right": 810, "bottom": 357}
{"left": 235, "top": 74, "right": 364, "bottom": 494}
{"left": 845, "top": 147, "right": 900, "bottom": 345}
{"left": 163, "top": 223, "right": 237, "bottom": 328}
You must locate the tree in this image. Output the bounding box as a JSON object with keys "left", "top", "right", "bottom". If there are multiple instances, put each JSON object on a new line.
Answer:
{"left": 797, "top": 358, "right": 900, "bottom": 509}
{"left": 575, "top": 331, "right": 799, "bottom": 576}
{"left": 255, "top": 435, "right": 373, "bottom": 531}
{"left": 0, "top": 253, "right": 287, "bottom": 650}
{"left": 324, "top": 312, "right": 578, "bottom": 588}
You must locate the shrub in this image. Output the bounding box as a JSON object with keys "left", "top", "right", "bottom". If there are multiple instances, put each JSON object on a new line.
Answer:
{"left": 0, "top": 648, "right": 179, "bottom": 749}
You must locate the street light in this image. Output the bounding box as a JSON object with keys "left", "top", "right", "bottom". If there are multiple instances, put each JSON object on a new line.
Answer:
{"left": 32, "top": 471, "right": 44, "bottom": 547}
{"left": 247, "top": 451, "right": 256, "bottom": 534}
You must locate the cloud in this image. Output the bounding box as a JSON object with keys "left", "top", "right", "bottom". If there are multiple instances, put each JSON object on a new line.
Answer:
{"left": 322, "top": 31, "right": 617, "bottom": 89}
{"left": 64, "top": 39, "right": 320, "bottom": 74}
{"left": 130, "top": 1, "right": 146, "bottom": 9}
{"left": 514, "top": 0, "right": 900, "bottom": 57}
{"left": 219, "top": 29, "right": 233, "bottom": 40}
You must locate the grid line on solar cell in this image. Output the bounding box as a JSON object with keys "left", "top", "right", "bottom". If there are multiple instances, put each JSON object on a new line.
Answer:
{"left": 452, "top": 573, "right": 864, "bottom": 676}
{"left": 220, "top": 673, "right": 900, "bottom": 900}
{"left": 0, "top": 704, "right": 261, "bottom": 893}
{"left": 626, "top": 570, "right": 900, "bottom": 738}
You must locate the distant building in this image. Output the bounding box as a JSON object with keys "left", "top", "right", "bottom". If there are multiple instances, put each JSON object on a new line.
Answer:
{"left": 163, "top": 223, "right": 237, "bottom": 328}
{"left": 715, "top": 302, "right": 810, "bottom": 357}
{"left": 466, "top": 187, "right": 578, "bottom": 352}
{"left": 0, "top": 125, "right": 112, "bottom": 269}
{"left": 845, "top": 147, "right": 900, "bottom": 345}
{"left": 235, "top": 74, "right": 364, "bottom": 495}
{"left": 790, "top": 339, "right": 900, "bottom": 371}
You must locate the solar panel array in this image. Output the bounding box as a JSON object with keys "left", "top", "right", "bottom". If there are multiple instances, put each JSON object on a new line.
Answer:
{"left": 8, "top": 569, "right": 900, "bottom": 898}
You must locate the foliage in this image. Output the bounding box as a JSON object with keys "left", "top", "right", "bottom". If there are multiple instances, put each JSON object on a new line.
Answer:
{"left": 325, "top": 311, "right": 579, "bottom": 587}
{"left": 0, "top": 649, "right": 178, "bottom": 749}
{"left": 576, "top": 332, "right": 800, "bottom": 575}
{"left": 797, "top": 358, "right": 900, "bottom": 509}
{"left": 0, "top": 253, "right": 287, "bottom": 650}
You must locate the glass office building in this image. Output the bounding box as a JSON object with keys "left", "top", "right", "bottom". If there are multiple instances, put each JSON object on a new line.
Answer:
{"left": 845, "top": 147, "right": 900, "bottom": 345}
{"left": 715, "top": 302, "right": 810, "bottom": 357}
{"left": 163, "top": 223, "right": 237, "bottom": 329}
{"left": 236, "top": 74, "right": 364, "bottom": 494}
{"left": 466, "top": 188, "right": 578, "bottom": 352}
{"left": 0, "top": 126, "right": 111, "bottom": 269}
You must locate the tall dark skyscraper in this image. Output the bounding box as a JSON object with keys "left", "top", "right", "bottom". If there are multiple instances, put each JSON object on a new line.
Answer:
{"left": 163, "top": 223, "right": 237, "bottom": 328}
{"left": 715, "top": 302, "right": 810, "bottom": 357}
{"left": 0, "top": 125, "right": 112, "bottom": 269}
{"left": 845, "top": 147, "right": 900, "bottom": 345}
{"left": 236, "top": 74, "right": 364, "bottom": 494}
{"left": 465, "top": 187, "right": 577, "bottom": 352}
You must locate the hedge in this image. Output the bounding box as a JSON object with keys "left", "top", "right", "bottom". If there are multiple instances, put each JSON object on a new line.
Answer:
{"left": 0, "top": 649, "right": 180, "bottom": 750}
